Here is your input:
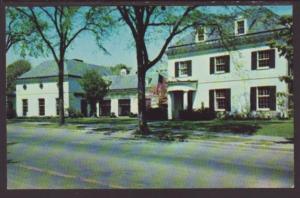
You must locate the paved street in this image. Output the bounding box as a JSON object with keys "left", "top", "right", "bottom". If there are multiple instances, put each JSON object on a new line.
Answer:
{"left": 7, "top": 124, "right": 294, "bottom": 189}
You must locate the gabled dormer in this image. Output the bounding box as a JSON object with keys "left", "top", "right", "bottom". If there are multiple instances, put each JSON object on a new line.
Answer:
{"left": 235, "top": 17, "right": 248, "bottom": 36}
{"left": 195, "top": 26, "right": 206, "bottom": 42}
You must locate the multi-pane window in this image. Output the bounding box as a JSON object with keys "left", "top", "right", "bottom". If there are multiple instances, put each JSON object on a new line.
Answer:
{"left": 257, "top": 87, "right": 270, "bottom": 109}
{"left": 39, "top": 98, "right": 45, "bottom": 116}
{"left": 175, "top": 61, "right": 191, "bottom": 77}
{"left": 215, "top": 90, "right": 226, "bottom": 110}
{"left": 118, "top": 99, "right": 130, "bottom": 116}
{"left": 197, "top": 27, "right": 205, "bottom": 41}
{"left": 22, "top": 99, "right": 28, "bottom": 116}
{"left": 56, "top": 98, "right": 59, "bottom": 115}
{"left": 215, "top": 56, "right": 226, "bottom": 73}
{"left": 236, "top": 20, "right": 245, "bottom": 35}
{"left": 100, "top": 100, "right": 111, "bottom": 116}
{"left": 179, "top": 62, "right": 189, "bottom": 76}
{"left": 258, "top": 50, "right": 270, "bottom": 68}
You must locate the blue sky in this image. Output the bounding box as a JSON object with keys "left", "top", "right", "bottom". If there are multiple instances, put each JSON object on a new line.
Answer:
{"left": 6, "top": 5, "right": 292, "bottom": 73}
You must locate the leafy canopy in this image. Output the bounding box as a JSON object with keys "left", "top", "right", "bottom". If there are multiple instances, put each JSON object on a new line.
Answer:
{"left": 79, "top": 69, "right": 111, "bottom": 102}
{"left": 6, "top": 60, "right": 31, "bottom": 94}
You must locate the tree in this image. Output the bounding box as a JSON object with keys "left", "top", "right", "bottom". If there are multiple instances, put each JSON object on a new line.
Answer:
{"left": 6, "top": 60, "right": 31, "bottom": 95}
{"left": 79, "top": 69, "right": 111, "bottom": 117}
{"left": 269, "top": 15, "right": 293, "bottom": 111}
{"left": 5, "top": 7, "right": 36, "bottom": 53}
{"left": 15, "top": 6, "right": 114, "bottom": 125}
{"left": 116, "top": 6, "right": 203, "bottom": 134}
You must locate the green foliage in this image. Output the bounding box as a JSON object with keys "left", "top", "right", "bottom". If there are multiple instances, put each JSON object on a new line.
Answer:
{"left": 80, "top": 69, "right": 111, "bottom": 116}
{"left": 80, "top": 69, "right": 111, "bottom": 102}
{"left": 67, "top": 107, "right": 84, "bottom": 118}
{"left": 6, "top": 59, "right": 31, "bottom": 94}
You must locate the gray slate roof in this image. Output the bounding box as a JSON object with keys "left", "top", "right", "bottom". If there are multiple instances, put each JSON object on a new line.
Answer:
{"left": 171, "top": 7, "right": 284, "bottom": 47}
{"left": 19, "top": 59, "right": 113, "bottom": 79}
{"left": 18, "top": 59, "right": 158, "bottom": 90}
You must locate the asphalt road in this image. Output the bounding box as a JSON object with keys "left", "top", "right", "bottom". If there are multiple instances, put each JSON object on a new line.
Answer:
{"left": 7, "top": 124, "right": 294, "bottom": 189}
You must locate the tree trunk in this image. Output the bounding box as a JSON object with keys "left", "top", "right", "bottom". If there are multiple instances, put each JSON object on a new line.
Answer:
{"left": 58, "top": 60, "right": 65, "bottom": 125}
{"left": 136, "top": 41, "right": 150, "bottom": 135}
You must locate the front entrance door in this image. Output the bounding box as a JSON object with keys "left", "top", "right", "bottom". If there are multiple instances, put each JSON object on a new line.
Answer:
{"left": 173, "top": 91, "right": 183, "bottom": 119}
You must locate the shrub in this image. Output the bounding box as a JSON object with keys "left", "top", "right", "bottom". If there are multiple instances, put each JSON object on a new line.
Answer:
{"left": 145, "top": 108, "right": 168, "bottom": 120}
{"left": 110, "top": 112, "right": 116, "bottom": 118}
{"left": 67, "top": 108, "right": 84, "bottom": 118}
{"left": 129, "top": 112, "right": 138, "bottom": 117}
{"left": 179, "top": 108, "right": 216, "bottom": 121}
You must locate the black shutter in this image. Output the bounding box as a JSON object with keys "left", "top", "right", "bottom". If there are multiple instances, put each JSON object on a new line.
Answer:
{"left": 175, "top": 62, "right": 179, "bottom": 77}
{"left": 210, "top": 57, "right": 215, "bottom": 74}
{"left": 269, "top": 49, "right": 275, "bottom": 68}
{"left": 251, "top": 52, "right": 257, "bottom": 70}
{"left": 269, "top": 86, "right": 276, "bottom": 110}
{"left": 225, "top": 89, "right": 231, "bottom": 111}
{"left": 187, "top": 60, "right": 192, "bottom": 76}
{"left": 250, "top": 87, "right": 257, "bottom": 111}
{"left": 209, "top": 90, "right": 214, "bottom": 111}
{"left": 225, "top": 55, "right": 230, "bottom": 73}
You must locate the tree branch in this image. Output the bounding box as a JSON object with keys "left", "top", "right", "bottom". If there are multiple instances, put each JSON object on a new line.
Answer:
{"left": 147, "top": 6, "right": 197, "bottom": 69}
{"left": 117, "top": 6, "right": 137, "bottom": 39}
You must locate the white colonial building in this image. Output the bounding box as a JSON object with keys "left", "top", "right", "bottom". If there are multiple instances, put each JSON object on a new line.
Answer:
{"left": 166, "top": 8, "right": 290, "bottom": 119}
{"left": 16, "top": 59, "right": 161, "bottom": 117}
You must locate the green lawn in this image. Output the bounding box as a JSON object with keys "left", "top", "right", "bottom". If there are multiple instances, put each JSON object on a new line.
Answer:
{"left": 7, "top": 117, "right": 294, "bottom": 138}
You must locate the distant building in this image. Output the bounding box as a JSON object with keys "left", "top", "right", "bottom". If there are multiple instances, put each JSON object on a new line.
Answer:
{"left": 166, "top": 7, "right": 290, "bottom": 119}
{"left": 16, "top": 59, "right": 162, "bottom": 117}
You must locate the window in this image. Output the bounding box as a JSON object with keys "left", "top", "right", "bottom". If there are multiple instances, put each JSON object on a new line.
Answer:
{"left": 22, "top": 99, "right": 28, "bottom": 116}
{"left": 210, "top": 55, "right": 230, "bottom": 74}
{"left": 100, "top": 100, "right": 111, "bottom": 116}
{"left": 235, "top": 19, "right": 246, "bottom": 35}
{"left": 118, "top": 99, "right": 130, "bottom": 116}
{"left": 215, "top": 56, "right": 226, "bottom": 73}
{"left": 251, "top": 49, "right": 275, "bottom": 70}
{"left": 209, "top": 89, "right": 231, "bottom": 111}
{"left": 179, "top": 62, "right": 189, "bottom": 76}
{"left": 23, "top": 84, "right": 27, "bottom": 90}
{"left": 250, "top": 86, "right": 276, "bottom": 111}
{"left": 175, "top": 61, "right": 192, "bottom": 77}
{"left": 39, "top": 98, "right": 45, "bottom": 116}
{"left": 258, "top": 50, "right": 271, "bottom": 68}
{"left": 196, "top": 26, "right": 205, "bottom": 42}
{"left": 257, "top": 87, "right": 271, "bottom": 110}
{"left": 56, "top": 98, "right": 59, "bottom": 115}
{"left": 215, "top": 90, "right": 226, "bottom": 110}
{"left": 39, "top": 83, "right": 43, "bottom": 89}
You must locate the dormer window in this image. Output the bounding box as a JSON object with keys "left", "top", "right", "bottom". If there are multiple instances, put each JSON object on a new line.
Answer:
{"left": 120, "top": 68, "right": 128, "bottom": 76}
{"left": 235, "top": 19, "right": 247, "bottom": 35}
{"left": 196, "top": 26, "right": 206, "bottom": 42}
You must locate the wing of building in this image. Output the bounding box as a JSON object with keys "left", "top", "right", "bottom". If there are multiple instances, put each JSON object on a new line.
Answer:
{"left": 166, "top": 7, "right": 290, "bottom": 119}
{"left": 16, "top": 59, "right": 163, "bottom": 117}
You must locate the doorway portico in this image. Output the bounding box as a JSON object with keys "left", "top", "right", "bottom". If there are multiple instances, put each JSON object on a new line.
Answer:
{"left": 167, "top": 81, "right": 197, "bottom": 119}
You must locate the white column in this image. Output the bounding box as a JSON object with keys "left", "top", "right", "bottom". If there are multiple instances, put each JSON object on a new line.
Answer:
{"left": 96, "top": 102, "right": 100, "bottom": 117}
{"left": 183, "top": 91, "right": 188, "bottom": 110}
{"left": 168, "top": 92, "right": 172, "bottom": 120}
{"left": 111, "top": 98, "right": 119, "bottom": 117}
